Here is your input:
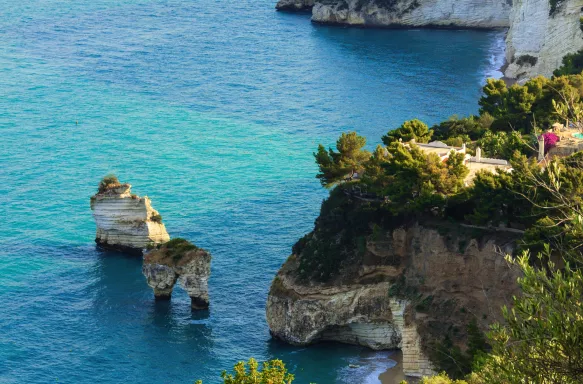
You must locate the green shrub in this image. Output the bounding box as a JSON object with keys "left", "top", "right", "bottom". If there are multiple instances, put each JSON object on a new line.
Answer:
{"left": 553, "top": 49, "right": 583, "bottom": 76}
{"left": 195, "top": 358, "right": 294, "bottom": 384}
{"left": 150, "top": 213, "right": 163, "bottom": 223}
{"left": 516, "top": 55, "right": 537, "bottom": 67}
{"left": 382, "top": 119, "right": 433, "bottom": 144}
{"left": 97, "top": 174, "right": 120, "bottom": 194}
{"left": 163, "top": 238, "right": 198, "bottom": 261}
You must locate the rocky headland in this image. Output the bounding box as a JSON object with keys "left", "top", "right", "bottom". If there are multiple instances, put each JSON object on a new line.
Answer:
{"left": 276, "top": 0, "right": 583, "bottom": 81}
{"left": 90, "top": 176, "right": 170, "bottom": 254}
{"left": 142, "top": 238, "right": 212, "bottom": 309}
{"left": 266, "top": 191, "right": 521, "bottom": 377}
{"left": 505, "top": 0, "right": 583, "bottom": 81}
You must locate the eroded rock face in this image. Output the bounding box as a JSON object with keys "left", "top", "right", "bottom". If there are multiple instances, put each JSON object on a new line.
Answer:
{"left": 276, "top": 0, "right": 315, "bottom": 11}
{"left": 142, "top": 240, "right": 211, "bottom": 309}
{"left": 266, "top": 223, "right": 520, "bottom": 377}
{"left": 311, "top": 0, "right": 512, "bottom": 28}
{"left": 90, "top": 183, "right": 170, "bottom": 254}
{"left": 504, "top": 0, "right": 583, "bottom": 82}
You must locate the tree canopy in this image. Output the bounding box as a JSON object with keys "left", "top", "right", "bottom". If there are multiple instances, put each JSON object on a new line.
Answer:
{"left": 196, "top": 358, "right": 294, "bottom": 384}
{"left": 382, "top": 119, "right": 434, "bottom": 145}
{"left": 314, "top": 132, "right": 370, "bottom": 188}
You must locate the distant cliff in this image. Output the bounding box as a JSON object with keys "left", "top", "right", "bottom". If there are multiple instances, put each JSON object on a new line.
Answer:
{"left": 90, "top": 177, "right": 170, "bottom": 254}
{"left": 505, "top": 0, "right": 583, "bottom": 81}
{"left": 276, "top": 0, "right": 583, "bottom": 80}
{"left": 266, "top": 191, "right": 521, "bottom": 377}
{"left": 310, "top": 0, "right": 511, "bottom": 28}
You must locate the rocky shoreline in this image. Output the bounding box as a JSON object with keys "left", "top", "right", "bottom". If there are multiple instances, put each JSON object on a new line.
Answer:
{"left": 277, "top": 0, "right": 583, "bottom": 82}
{"left": 266, "top": 222, "right": 521, "bottom": 377}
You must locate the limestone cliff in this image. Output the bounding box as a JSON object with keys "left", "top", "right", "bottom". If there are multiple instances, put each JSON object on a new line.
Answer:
{"left": 266, "top": 222, "right": 520, "bottom": 377}
{"left": 504, "top": 0, "right": 583, "bottom": 81}
{"left": 90, "top": 181, "right": 170, "bottom": 254}
{"left": 279, "top": 0, "right": 583, "bottom": 80}
{"left": 142, "top": 238, "right": 211, "bottom": 309}
{"left": 311, "top": 0, "right": 511, "bottom": 28}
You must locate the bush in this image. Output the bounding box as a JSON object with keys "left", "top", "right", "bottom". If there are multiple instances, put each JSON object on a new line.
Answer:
{"left": 516, "top": 55, "right": 538, "bottom": 67}
{"left": 382, "top": 119, "right": 433, "bottom": 144}
{"left": 150, "top": 213, "right": 163, "bottom": 223}
{"left": 195, "top": 358, "right": 294, "bottom": 384}
{"left": 97, "top": 174, "right": 120, "bottom": 194}
{"left": 476, "top": 131, "right": 530, "bottom": 159}
{"left": 162, "top": 238, "right": 198, "bottom": 261}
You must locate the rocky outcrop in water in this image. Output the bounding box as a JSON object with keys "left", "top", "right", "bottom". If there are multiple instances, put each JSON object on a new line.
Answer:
{"left": 504, "top": 0, "right": 583, "bottom": 81}
{"left": 142, "top": 238, "right": 211, "bottom": 309}
{"left": 266, "top": 223, "right": 520, "bottom": 377}
{"left": 90, "top": 177, "right": 170, "bottom": 254}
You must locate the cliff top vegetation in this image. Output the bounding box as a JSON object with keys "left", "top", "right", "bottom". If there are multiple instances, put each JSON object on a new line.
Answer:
{"left": 300, "top": 68, "right": 583, "bottom": 282}
{"left": 290, "top": 59, "right": 583, "bottom": 381}
{"left": 145, "top": 238, "right": 208, "bottom": 266}
{"left": 96, "top": 174, "right": 129, "bottom": 194}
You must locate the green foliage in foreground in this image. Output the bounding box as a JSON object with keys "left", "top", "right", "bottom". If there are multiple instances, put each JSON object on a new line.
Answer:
{"left": 195, "top": 358, "right": 294, "bottom": 384}
{"left": 477, "top": 247, "right": 583, "bottom": 383}
{"left": 402, "top": 246, "right": 583, "bottom": 384}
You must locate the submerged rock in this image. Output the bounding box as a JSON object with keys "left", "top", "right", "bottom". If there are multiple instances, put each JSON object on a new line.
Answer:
{"left": 143, "top": 238, "right": 211, "bottom": 309}
{"left": 90, "top": 175, "right": 170, "bottom": 254}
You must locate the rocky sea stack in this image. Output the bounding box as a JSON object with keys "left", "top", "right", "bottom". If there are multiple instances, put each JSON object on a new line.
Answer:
{"left": 90, "top": 175, "right": 170, "bottom": 254}
{"left": 142, "top": 238, "right": 211, "bottom": 309}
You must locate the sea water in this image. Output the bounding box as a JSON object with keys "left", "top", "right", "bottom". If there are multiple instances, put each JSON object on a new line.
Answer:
{"left": 0, "top": 1, "right": 505, "bottom": 382}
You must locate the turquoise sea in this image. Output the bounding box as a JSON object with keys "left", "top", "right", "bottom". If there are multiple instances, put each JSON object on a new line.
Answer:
{"left": 0, "top": 1, "right": 505, "bottom": 383}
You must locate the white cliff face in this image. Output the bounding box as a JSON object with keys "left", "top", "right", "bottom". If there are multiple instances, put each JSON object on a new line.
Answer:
{"left": 505, "top": 0, "right": 583, "bottom": 81}
{"left": 142, "top": 242, "right": 211, "bottom": 309}
{"left": 90, "top": 184, "right": 170, "bottom": 253}
{"left": 279, "top": 0, "right": 583, "bottom": 79}
{"left": 312, "top": 0, "right": 512, "bottom": 28}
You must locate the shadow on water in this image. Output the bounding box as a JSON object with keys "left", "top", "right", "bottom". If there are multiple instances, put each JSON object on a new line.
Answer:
{"left": 265, "top": 338, "right": 405, "bottom": 384}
